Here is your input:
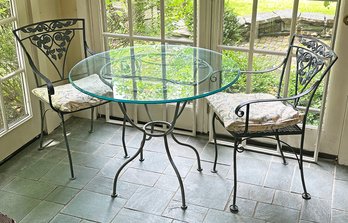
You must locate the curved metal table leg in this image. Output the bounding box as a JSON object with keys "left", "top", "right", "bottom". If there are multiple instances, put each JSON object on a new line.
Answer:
{"left": 121, "top": 115, "right": 130, "bottom": 158}
{"left": 164, "top": 134, "right": 187, "bottom": 210}
{"left": 112, "top": 102, "right": 190, "bottom": 210}
{"left": 112, "top": 133, "right": 146, "bottom": 197}
{"left": 171, "top": 133, "right": 202, "bottom": 172}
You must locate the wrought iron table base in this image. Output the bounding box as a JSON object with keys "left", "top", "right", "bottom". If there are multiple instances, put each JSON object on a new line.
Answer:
{"left": 111, "top": 101, "right": 203, "bottom": 210}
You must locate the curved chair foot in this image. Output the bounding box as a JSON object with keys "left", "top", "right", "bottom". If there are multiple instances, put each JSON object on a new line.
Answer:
{"left": 283, "top": 161, "right": 288, "bottom": 165}
{"left": 70, "top": 177, "right": 76, "bottom": 180}
{"left": 230, "top": 204, "right": 239, "bottom": 213}
{"left": 124, "top": 155, "right": 130, "bottom": 158}
{"left": 197, "top": 168, "right": 203, "bottom": 172}
{"left": 38, "top": 146, "right": 45, "bottom": 151}
{"left": 111, "top": 193, "right": 118, "bottom": 198}
{"left": 211, "top": 169, "right": 218, "bottom": 173}
{"left": 139, "top": 158, "right": 145, "bottom": 162}
{"left": 302, "top": 193, "right": 311, "bottom": 200}
{"left": 181, "top": 205, "right": 188, "bottom": 210}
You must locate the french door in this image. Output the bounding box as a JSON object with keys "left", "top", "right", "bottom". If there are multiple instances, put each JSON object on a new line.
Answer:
{"left": 94, "top": 0, "right": 339, "bottom": 158}
{"left": 98, "top": 0, "right": 200, "bottom": 135}
{"left": 209, "top": 0, "right": 340, "bottom": 161}
{"left": 0, "top": 0, "right": 40, "bottom": 161}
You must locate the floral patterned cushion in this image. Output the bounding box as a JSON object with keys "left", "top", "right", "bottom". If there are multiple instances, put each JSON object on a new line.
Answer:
{"left": 206, "top": 92, "right": 303, "bottom": 132}
{"left": 32, "top": 74, "right": 111, "bottom": 112}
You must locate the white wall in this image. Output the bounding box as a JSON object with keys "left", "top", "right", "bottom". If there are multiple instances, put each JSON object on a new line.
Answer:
{"left": 320, "top": 1, "right": 348, "bottom": 165}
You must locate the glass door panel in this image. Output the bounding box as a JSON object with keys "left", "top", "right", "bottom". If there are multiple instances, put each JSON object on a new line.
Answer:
{"left": 104, "top": 0, "right": 130, "bottom": 34}
{"left": 132, "top": 0, "right": 161, "bottom": 37}
{"left": 0, "top": 22, "right": 19, "bottom": 77}
{"left": 164, "top": 0, "right": 195, "bottom": 41}
{"left": 223, "top": 0, "right": 253, "bottom": 47}
{"left": 3, "top": 74, "right": 28, "bottom": 126}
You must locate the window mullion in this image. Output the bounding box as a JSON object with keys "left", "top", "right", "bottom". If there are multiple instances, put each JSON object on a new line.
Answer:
{"left": 282, "top": 0, "right": 300, "bottom": 98}
{"left": 160, "top": 0, "right": 165, "bottom": 43}
{"left": 100, "top": 0, "right": 109, "bottom": 50}
{"left": 246, "top": 0, "right": 258, "bottom": 93}
{"left": 127, "top": 0, "right": 134, "bottom": 46}
{"left": 0, "top": 84, "right": 9, "bottom": 131}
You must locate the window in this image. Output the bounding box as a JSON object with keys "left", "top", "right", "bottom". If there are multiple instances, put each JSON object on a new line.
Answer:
{"left": 0, "top": 0, "right": 30, "bottom": 135}
{"left": 220, "top": 0, "right": 338, "bottom": 126}
{"left": 102, "top": 0, "right": 197, "bottom": 48}
{"left": 100, "top": 0, "right": 198, "bottom": 135}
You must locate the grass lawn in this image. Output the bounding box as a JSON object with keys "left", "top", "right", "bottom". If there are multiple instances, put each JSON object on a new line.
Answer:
{"left": 225, "top": 0, "right": 337, "bottom": 16}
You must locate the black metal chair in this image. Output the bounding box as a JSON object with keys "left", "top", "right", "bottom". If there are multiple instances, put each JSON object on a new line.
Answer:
{"left": 206, "top": 34, "right": 337, "bottom": 213}
{"left": 13, "top": 18, "right": 109, "bottom": 179}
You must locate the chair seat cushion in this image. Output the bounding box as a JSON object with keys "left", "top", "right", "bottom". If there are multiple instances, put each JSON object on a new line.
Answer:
{"left": 206, "top": 92, "right": 303, "bottom": 132}
{"left": 32, "top": 74, "right": 111, "bottom": 112}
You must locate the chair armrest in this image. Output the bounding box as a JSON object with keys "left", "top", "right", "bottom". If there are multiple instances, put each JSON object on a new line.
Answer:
{"left": 26, "top": 54, "right": 54, "bottom": 95}
{"left": 240, "top": 58, "right": 286, "bottom": 75}
{"left": 234, "top": 81, "right": 320, "bottom": 117}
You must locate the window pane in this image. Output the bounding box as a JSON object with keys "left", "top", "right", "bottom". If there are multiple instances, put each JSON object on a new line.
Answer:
{"left": 223, "top": 50, "right": 248, "bottom": 93}
{"left": 223, "top": 0, "right": 252, "bottom": 47}
{"left": 165, "top": 0, "right": 194, "bottom": 41}
{"left": 105, "top": 0, "right": 130, "bottom": 34}
{"left": 3, "top": 74, "right": 28, "bottom": 126}
{"left": 297, "top": 0, "right": 337, "bottom": 45}
{"left": 133, "top": 0, "right": 161, "bottom": 37}
{"left": 252, "top": 0, "right": 293, "bottom": 52}
{"left": 107, "top": 37, "right": 130, "bottom": 49}
{"left": 0, "top": 0, "right": 12, "bottom": 20}
{"left": 251, "top": 53, "right": 283, "bottom": 94}
{"left": 307, "top": 112, "right": 320, "bottom": 126}
{"left": 0, "top": 22, "right": 19, "bottom": 77}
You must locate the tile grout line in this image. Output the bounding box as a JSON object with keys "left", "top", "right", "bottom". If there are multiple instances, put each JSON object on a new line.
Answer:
{"left": 330, "top": 164, "right": 337, "bottom": 222}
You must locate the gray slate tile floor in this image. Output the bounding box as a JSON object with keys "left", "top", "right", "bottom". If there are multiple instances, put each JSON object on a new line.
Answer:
{"left": 1, "top": 117, "right": 348, "bottom": 223}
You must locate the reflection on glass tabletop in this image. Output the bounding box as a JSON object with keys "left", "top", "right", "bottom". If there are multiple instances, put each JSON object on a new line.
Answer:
{"left": 69, "top": 45, "right": 240, "bottom": 104}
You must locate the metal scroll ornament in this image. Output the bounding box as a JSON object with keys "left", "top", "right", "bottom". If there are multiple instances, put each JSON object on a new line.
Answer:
{"left": 297, "top": 49, "right": 324, "bottom": 85}
{"left": 299, "top": 36, "right": 334, "bottom": 59}
{"left": 21, "top": 20, "right": 78, "bottom": 61}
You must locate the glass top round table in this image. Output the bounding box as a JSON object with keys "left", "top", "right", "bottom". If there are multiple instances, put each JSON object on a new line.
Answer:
{"left": 69, "top": 45, "right": 240, "bottom": 210}
{"left": 69, "top": 45, "right": 240, "bottom": 104}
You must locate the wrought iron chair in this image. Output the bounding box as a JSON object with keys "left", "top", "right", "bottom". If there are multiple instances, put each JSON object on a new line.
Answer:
{"left": 13, "top": 18, "right": 110, "bottom": 179}
{"left": 206, "top": 34, "right": 337, "bottom": 213}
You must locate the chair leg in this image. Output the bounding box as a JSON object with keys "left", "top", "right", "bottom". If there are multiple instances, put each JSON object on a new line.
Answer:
{"left": 275, "top": 133, "right": 287, "bottom": 165}
{"left": 299, "top": 134, "right": 311, "bottom": 200}
{"left": 89, "top": 107, "right": 94, "bottom": 133}
{"left": 60, "top": 114, "right": 75, "bottom": 180}
{"left": 211, "top": 112, "right": 218, "bottom": 173}
{"left": 230, "top": 138, "right": 239, "bottom": 213}
{"left": 38, "top": 101, "right": 45, "bottom": 150}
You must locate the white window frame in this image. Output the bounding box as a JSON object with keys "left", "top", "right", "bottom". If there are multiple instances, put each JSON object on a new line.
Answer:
{"left": 99, "top": 0, "right": 199, "bottom": 136}
{"left": 208, "top": 0, "right": 341, "bottom": 162}
{"left": 0, "top": 0, "right": 32, "bottom": 137}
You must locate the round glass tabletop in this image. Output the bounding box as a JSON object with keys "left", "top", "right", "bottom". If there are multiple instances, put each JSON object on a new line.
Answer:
{"left": 69, "top": 45, "right": 240, "bottom": 104}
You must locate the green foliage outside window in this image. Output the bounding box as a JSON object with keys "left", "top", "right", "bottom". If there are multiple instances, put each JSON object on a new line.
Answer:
{"left": 0, "top": 0, "right": 26, "bottom": 129}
